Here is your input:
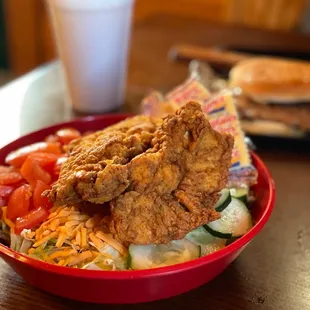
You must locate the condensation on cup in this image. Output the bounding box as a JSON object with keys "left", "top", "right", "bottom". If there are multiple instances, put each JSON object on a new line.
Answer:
{"left": 47, "top": 0, "right": 134, "bottom": 113}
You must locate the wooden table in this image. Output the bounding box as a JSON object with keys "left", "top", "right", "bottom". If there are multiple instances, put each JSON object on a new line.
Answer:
{"left": 1, "top": 15, "right": 310, "bottom": 310}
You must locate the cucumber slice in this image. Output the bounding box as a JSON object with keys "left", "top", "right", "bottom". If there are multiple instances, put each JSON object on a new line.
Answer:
{"left": 204, "top": 225, "right": 232, "bottom": 239}
{"left": 215, "top": 189, "right": 232, "bottom": 212}
{"left": 186, "top": 226, "right": 226, "bottom": 256}
{"left": 206, "top": 197, "right": 252, "bottom": 238}
{"left": 129, "top": 239, "right": 200, "bottom": 270}
{"left": 230, "top": 187, "right": 248, "bottom": 204}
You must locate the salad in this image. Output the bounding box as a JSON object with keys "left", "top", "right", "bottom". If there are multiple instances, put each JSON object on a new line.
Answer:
{"left": 0, "top": 128, "right": 253, "bottom": 271}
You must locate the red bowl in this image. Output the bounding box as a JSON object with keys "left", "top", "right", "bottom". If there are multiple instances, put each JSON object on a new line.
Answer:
{"left": 0, "top": 114, "right": 275, "bottom": 304}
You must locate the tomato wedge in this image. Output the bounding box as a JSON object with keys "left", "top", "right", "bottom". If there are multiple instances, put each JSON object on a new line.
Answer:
{"left": 5, "top": 142, "right": 62, "bottom": 168}
{"left": 20, "top": 157, "right": 51, "bottom": 188}
{"left": 0, "top": 185, "right": 15, "bottom": 207}
{"left": 0, "top": 165, "right": 14, "bottom": 174}
{"left": 7, "top": 184, "right": 32, "bottom": 220}
{"left": 45, "top": 134, "right": 59, "bottom": 143}
{"left": 56, "top": 128, "right": 81, "bottom": 145}
{"left": 0, "top": 185, "right": 14, "bottom": 198}
{"left": 0, "top": 171, "right": 24, "bottom": 185}
{"left": 15, "top": 207, "right": 49, "bottom": 234}
{"left": 28, "top": 152, "right": 60, "bottom": 171}
{"left": 33, "top": 180, "right": 52, "bottom": 209}
{"left": 0, "top": 198, "right": 6, "bottom": 207}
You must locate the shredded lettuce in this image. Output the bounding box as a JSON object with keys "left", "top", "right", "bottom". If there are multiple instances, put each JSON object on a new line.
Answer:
{"left": 81, "top": 244, "right": 127, "bottom": 270}
{"left": 28, "top": 245, "right": 66, "bottom": 261}
{"left": 81, "top": 254, "right": 126, "bottom": 271}
{"left": 10, "top": 234, "right": 23, "bottom": 252}
{"left": 82, "top": 256, "right": 116, "bottom": 271}
{"left": 98, "top": 244, "right": 127, "bottom": 270}
{"left": 19, "top": 239, "right": 33, "bottom": 254}
{"left": 10, "top": 234, "right": 33, "bottom": 253}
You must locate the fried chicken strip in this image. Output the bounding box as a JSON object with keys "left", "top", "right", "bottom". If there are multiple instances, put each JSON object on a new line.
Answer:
{"left": 47, "top": 116, "right": 162, "bottom": 205}
{"left": 110, "top": 102, "right": 234, "bottom": 244}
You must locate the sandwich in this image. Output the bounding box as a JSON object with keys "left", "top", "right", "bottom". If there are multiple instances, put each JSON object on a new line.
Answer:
{"left": 229, "top": 57, "right": 310, "bottom": 137}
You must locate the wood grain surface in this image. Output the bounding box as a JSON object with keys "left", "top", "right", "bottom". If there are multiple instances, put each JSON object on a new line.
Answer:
{"left": 0, "top": 15, "right": 310, "bottom": 310}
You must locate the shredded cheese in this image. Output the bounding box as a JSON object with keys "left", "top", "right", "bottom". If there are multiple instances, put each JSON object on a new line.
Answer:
{"left": 81, "top": 227, "right": 87, "bottom": 249}
{"left": 75, "top": 231, "right": 81, "bottom": 248}
{"left": 85, "top": 215, "right": 100, "bottom": 229}
{"left": 65, "top": 220, "right": 80, "bottom": 228}
{"left": 68, "top": 251, "right": 93, "bottom": 267}
{"left": 57, "top": 259, "right": 65, "bottom": 266}
{"left": 96, "top": 231, "right": 127, "bottom": 256}
{"left": 25, "top": 231, "right": 36, "bottom": 239}
{"left": 49, "top": 219, "right": 60, "bottom": 231}
{"left": 48, "top": 212, "right": 58, "bottom": 219}
{"left": 22, "top": 205, "right": 128, "bottom": 268}
{"left": 42, "top": 230, "right": 52, "bottom": 236}
{"left": 32, "top": 231, "right": 58, "bottom": 248}
{"left": 56, "top": 232, "right": 67, "bottom": 248}
{"left": 89, "top": 233, "right": 105, "bottom": 250}
{"left": 49, "top": 249, "right": 77, "bottom": 260}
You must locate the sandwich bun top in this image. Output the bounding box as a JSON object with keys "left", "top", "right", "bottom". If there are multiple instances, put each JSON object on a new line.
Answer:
{"left": 229, "top": 57, "right": 310, "bottom": 104}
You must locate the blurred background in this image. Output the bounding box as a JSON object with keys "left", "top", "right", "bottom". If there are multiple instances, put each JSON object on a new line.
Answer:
{"left": 0, "top": 0, "right": 309, "bottom": 83}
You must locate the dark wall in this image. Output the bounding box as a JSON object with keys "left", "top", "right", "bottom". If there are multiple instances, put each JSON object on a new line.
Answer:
{"left": 0, "top": 1, "right": 8, "bottom": 69}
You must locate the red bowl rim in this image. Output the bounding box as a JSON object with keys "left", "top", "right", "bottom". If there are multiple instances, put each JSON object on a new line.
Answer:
{"left": 0, "top": 114, "right": 276, "bottom": 280}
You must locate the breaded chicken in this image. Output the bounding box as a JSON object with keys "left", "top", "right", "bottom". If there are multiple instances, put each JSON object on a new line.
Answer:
{"left": 110, "top": 102, "right": 234, "bottom": 244}
{"left": 47, "top": 115, "right": 162, "bottom": 204}
{"left": 47, "top": 102, "right": 234, "bottom": 245}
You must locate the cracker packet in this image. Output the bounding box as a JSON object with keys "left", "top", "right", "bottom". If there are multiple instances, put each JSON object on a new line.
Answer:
{"left": 141, "top": 74, "right": 257, "bottom": 188}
